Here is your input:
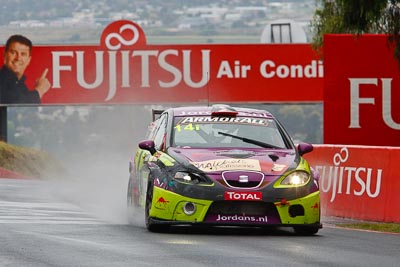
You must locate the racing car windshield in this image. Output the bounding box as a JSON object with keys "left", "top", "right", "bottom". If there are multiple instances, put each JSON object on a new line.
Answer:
{"left": 172, "top": 116, "right": 289, "bottom": 149}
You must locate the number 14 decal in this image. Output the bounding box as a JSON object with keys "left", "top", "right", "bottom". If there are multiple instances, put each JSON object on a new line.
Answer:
{"left": 175, "top": 123, "right": 200, "bottom": 132}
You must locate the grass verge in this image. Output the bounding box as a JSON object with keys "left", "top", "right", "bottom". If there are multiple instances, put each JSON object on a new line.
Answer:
{"left": 0, "top": 141, "right": 65, "bottom": 179}
{"left": 339, "top": 223, "right": 400, "bottom": 234}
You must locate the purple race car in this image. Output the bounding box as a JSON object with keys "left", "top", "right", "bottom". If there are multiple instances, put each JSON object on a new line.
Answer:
{"left": 127, "top": 104, "right": 322, "bottom": 234}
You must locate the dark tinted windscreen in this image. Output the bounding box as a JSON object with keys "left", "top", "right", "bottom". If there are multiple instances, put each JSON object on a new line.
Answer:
{"left": 172, "top": 116, "right": 288, "bottom": 148}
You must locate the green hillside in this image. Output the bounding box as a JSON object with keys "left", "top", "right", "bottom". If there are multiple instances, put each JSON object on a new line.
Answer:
{"left": 0, "top": 141, "right": 65, "bottom": 179}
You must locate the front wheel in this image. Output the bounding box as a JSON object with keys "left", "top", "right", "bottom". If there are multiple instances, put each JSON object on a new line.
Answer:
{"left": 293, "top": 224, "right": 321, "bottom": 236}
{"left": 145, "top": 178, "right": 170, "bottom": 233}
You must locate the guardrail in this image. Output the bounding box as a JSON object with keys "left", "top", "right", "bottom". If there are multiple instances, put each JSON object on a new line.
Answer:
{"left": 304, "top": 145, "right": 400, "bottom": 223}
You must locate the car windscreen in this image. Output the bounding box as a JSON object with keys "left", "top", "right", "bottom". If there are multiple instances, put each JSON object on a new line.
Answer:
{"left": 172, "top": 116, "right": 288, "bottom": 149}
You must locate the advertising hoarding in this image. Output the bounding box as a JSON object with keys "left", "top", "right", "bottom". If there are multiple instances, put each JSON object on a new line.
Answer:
{"left": 323, "top": 34, "right": 400, "bottom": 146}
{"left": 0, "top": 20, "right": 323, "bottom": 106}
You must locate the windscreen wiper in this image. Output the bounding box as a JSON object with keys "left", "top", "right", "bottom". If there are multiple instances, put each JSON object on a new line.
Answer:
{"left": 217, "top": 131, "right": 282, "bottom": 149}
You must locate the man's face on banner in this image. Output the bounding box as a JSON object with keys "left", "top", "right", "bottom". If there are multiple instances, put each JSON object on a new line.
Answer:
{"left": 4, "top": 41, "right": 31, "bottom": 79}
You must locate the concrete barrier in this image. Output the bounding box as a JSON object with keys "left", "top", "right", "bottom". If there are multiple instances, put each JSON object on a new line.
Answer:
{"left": 304, "top": 145, "right": 400, "bottom": 223}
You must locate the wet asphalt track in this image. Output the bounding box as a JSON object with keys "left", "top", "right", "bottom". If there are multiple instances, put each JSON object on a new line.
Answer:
{"left": 0, "top": 178, "right": 398, "bottom": 267}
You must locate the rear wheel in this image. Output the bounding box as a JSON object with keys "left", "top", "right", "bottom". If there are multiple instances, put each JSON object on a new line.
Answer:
{"left": 127, "top": 178, "right": 133, "bottom": 206}
{"left": 145, "top": 178, "right": 170, "bottom": 233}
{"left": 126, "top": 177, "right": 135, "bottom": 223}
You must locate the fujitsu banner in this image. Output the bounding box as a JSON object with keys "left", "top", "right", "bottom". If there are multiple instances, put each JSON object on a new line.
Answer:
{"left": 323, "top": 34, "right": 400, "bottom": 146}
{"left": 304, "top": 145, "right": 400, "bottom": 223}
{"left": 0, "top": 20, "right": 323, "bottom": 105}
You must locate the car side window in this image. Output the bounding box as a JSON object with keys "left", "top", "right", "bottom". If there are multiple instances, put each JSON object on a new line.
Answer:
{"left": 153, "top": 114, "right": 168, "bottom": 151}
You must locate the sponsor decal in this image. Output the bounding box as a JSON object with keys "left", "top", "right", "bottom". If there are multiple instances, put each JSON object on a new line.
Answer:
{"left": 204, "top": 214, "right": 282, "bottom": 224}
{"left": 191, "top": 158, "right": 261, "bottom": 172}
{"left": 155, "top": 197, "right": 170, "bottom": 210}
{"left": 178, "top": 117, "right": 268, "bottom": 126}
{"left": 315, "top": 147, "right": 382, "bottom": 203}
{"left": 216, "top": 214, "right": 268, "bottom": 223}
{"left": 224, "top": 191, "right": 262, "bottom": 201}
{"left": 176, "top": 110, "right": 271, "bottom": 118}
{"left": 205, "top": 209, "right": 282, "bottom": 224}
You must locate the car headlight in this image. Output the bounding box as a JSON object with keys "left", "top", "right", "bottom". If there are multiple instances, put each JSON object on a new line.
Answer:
{"left": 174, "top": 171, "right": 204, "bottom": 184}
{"left": 280, "top": 171, "right": 310, "bottom": 186}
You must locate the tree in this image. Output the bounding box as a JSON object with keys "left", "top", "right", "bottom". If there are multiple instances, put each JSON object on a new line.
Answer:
{"left": 311, "top": 0, "right": 400, "bottom": 60}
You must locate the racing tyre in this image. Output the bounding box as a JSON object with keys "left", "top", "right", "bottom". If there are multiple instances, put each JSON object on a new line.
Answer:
{"left": 145, "top": 178, "right": 170, "bottom": 233}
{"left": 127, "top": 178, "right": 133, "bottom": 207}
{"left": 293, "top": 225, "right": 320, "bottom": 236}
{"left": 126, "top": 178, "right": 135, "bottom": 224}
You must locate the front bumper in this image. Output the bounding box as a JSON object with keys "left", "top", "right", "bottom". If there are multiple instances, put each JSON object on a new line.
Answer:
{"left": 149, "top": 186, "right": 321, "bottom": 227}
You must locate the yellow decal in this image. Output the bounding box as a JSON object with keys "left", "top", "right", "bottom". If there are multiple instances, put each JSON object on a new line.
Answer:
{"left": 174, "top": 123, "right": 200, "bottom": 132}
{"left": 191, "top": 159, "right": 261, "bottom": 172}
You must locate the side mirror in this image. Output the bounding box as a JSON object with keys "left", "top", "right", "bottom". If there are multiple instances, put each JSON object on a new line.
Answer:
{"left": 139, "top": 140, "right": 157, "bottom": 155}
{"left": 297, "top": 143, "right": 313, "bottom": 156}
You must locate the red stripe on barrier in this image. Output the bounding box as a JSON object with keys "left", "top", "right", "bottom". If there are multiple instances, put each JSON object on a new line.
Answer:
{"left": 0, "top": 167, "right": 32, "bottom": 179}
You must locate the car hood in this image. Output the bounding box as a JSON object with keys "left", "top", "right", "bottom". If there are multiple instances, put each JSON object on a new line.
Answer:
{"left": 167, "top": 147, "right": 298, "bottom": 175}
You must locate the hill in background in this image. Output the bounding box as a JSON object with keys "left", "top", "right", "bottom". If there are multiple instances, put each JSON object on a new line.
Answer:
{"left": 0, "top": 141, "right": 65, "bottom": 179}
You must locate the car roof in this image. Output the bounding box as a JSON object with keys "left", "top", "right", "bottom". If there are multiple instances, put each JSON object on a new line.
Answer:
{"left": 169, "top": 105, "right": 275, "bottom": 119}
